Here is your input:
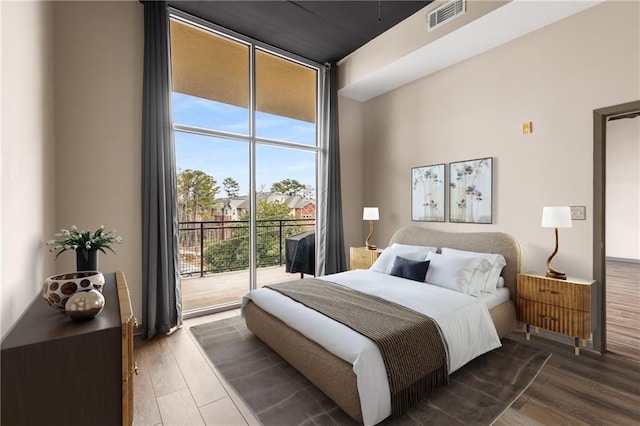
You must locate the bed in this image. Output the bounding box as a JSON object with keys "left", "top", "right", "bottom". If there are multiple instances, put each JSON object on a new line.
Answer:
{"left": 241, "top": 227, "right": 522, "bottom": 425}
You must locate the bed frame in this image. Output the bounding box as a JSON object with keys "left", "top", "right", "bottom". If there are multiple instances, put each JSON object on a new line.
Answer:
{"left": 245, "top": 227, "right": 522, "bottom": 423}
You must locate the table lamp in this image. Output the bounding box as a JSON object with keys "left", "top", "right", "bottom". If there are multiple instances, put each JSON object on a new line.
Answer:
{"left": 363, "top": 207, "right": 379, "bottom": 250}
{"left": 541, "top": 206, "right": 572, "bottom": 280}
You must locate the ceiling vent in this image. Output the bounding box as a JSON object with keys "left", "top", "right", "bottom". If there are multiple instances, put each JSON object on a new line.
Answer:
{"left": 427, "top": 0, "right": 466, "bottom": 31}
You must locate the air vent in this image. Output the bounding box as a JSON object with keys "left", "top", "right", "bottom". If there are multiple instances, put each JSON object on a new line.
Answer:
{"left": 427, "top": 0, "right": 466, "bottom": 31}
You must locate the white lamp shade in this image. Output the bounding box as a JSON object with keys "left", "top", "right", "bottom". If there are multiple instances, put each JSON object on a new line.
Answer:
{"left": 363, "top": 207, "right": 379, "bottom": 221}
{"left": 541, "top": 206, "right": 572, "bottom": 228}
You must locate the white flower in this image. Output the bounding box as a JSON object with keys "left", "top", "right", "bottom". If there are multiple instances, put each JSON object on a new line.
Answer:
{"left": 46, "top": 240, "right": 56, "bottom": 245}
{"left": 71, "top": 225, "right": 78, "bottom": 231}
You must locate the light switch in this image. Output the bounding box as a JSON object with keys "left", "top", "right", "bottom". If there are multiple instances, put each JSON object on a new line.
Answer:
{"left": 570, "top": 206, "right": 586, "bottom": 220}
{"left": 522, "top": 122, "right": 532, "bottom": 134}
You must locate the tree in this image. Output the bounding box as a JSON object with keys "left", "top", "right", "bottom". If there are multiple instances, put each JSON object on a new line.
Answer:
{"left": 204, "top": 199, "right": 302, "bottom": 272}
{"left": 302, "top": 184, "right": 315, "bottom": 198}
{"left": 240, "top": 199, "right": 292, "bottom": 221}
{"left": 270, "top": 179, "right": 306, "bottom": 196}
{"left": 222, "top": 177, "right": 240, "bottom": 198}
{"left": 177, "top": 169, "right": 220, "bottom": 222}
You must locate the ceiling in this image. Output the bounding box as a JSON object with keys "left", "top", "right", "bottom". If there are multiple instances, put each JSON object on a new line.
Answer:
{"left": 166, "top": 1, "right": 432, "bottom": 64}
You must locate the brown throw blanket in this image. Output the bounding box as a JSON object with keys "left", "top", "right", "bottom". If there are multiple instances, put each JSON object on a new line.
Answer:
{"left": 265, "top": 278, "right": 448, "bottom": 417}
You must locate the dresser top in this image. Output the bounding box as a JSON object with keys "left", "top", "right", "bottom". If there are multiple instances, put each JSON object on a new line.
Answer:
{"left": 1, "top": 272, "right": 121, "bottom": 350}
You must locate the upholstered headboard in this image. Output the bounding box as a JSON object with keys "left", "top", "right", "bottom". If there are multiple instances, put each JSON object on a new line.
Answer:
{"left": 389, "top": 227, "right": 523, "bottom": 304}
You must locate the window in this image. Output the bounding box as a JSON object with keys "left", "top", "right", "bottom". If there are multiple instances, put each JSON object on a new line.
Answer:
{"left": 170, "top": 14, "right": 320, "bottom": 313}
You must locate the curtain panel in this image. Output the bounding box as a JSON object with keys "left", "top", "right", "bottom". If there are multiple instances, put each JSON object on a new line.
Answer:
{"left": 317, "top": 62, "right": 347, "bottom": 276}
{"left": 142, "top": 0, "right": 182, "bottom": 339}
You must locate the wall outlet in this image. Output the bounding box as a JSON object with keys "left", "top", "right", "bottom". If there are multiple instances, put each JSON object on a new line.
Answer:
{"left": 570, "top": 206, "right": 586, "bottom": 220}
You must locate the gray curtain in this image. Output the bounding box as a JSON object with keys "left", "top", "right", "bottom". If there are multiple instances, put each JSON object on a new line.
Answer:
{"left": 142, "top": 0, "right": 182, "bottom": 339}
{"left": 317, "top": 62, "right": 347, "bottom": 275}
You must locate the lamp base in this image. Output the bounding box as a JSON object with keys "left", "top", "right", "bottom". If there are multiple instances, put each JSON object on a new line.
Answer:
{"left": 546, "top": 270, "right": 567, "bottom": 280}
{"left": 366, "top": 244, "right": 377, "bottom": 250}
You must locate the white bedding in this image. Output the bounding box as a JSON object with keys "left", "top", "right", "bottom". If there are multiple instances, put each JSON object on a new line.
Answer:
{"left": 241, "top": 269, "right": 502, "bottom": 425}
{"left": 480, "top": 286, "right": 510, "bottom": 310}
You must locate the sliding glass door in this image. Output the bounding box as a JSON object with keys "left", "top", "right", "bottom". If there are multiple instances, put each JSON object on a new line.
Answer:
{"left": 170, "top": 14, "right": 320, "bottom": 315}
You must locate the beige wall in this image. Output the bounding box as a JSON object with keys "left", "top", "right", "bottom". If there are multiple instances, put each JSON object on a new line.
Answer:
{"left": 338, "top": 1, "right": 506, "bottom": 90}
{"left": 606, "top": 117, "right": 640, "bottom": 260}
{"left": 338, "top": 96, "right": 365, "bottom": 252}
{"left": 339, "top": 0, "right": 640, "bottom": 281}
{"left": 1, "top": 1, "right": 56, "bottom": 337}
{"left": 53, "top": 1, "right": 144, "bottom": 320}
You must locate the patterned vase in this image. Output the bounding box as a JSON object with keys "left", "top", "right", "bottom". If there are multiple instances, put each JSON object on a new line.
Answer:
{"left": 42, "top": 271, "right": 105, "bottom": 311}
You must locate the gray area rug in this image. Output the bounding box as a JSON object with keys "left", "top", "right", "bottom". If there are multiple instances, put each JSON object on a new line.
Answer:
{"left": 191, "top": 316, "right": 550, "bottom": 426}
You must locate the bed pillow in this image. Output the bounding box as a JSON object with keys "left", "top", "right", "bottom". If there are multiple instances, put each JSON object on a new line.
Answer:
{"left": 496, "top": 277, "right": 505, "bottom": 288}
{"left": 389, "top": 256, "right": 430, "bottom": 282}
{"left": 425, "top": 252, "right": 488, "bottom": 295}
{"left": 440, "top": 248, "right": 507, "bottom": 293}
{"left": 370, "top": 244, "right": 436, "bottom": 274}
{"left": 389, "top": 243, "right": 438, "bottom": 253}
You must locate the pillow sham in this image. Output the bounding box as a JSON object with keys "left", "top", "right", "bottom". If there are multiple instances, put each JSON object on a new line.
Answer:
{"left": 425, "top": 252, "right": 488, "bottom": 295}
{"left": 370, "top": 244, "right": 436, "bottom": 274}
{"left": 389, "top": 243, "right": 438, "bottom": 253}
{"left": 390, "top": 256, "right": 430, "bottom": 282}
{"left": 440, "top": 247, "right": 507, "bottom": 293}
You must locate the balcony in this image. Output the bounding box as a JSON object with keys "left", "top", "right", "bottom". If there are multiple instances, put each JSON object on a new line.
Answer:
{"left": 179, "top": 218, "right": 315, "bottom": 312}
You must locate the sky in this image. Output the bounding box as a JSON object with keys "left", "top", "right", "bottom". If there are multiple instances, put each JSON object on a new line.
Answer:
{"left": 173, "top": 92, "right": 317, "bottom": 198}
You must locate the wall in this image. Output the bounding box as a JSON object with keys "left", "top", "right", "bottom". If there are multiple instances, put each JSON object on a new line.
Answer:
{"left": 339, "top": 0, "right": 639, "bottom": 281}
{"left": 53, "top": 1, "right": 144, "bottom": 319}
{"left": 338, "top": 96, "right": 365, "bottom": 252}
{"left": 606, "top": 116, "right": 640, "bottom": 260}
{"left": 0, "top": 1, "right": 56, "bottom": 337}
{"left": 338, "top": 1, "right": 505, "bottom": 90}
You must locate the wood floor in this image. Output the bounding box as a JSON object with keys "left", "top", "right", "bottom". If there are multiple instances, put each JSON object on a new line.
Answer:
{"left": 606, "top": 259, "right": 640, "bottom": 363}
{"left": 134, "top": 315, "right": 640, "bottom": 426}
{"left": 134, "top": 262, "right": 640, "bottom": 425}
{"left": 181, "top": 266, "right": 300, "bottom": 312}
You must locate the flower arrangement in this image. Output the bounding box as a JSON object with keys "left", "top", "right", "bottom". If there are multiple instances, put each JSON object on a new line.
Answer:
{"left": 46, "top": 225, "right": 123, "bottom": 260}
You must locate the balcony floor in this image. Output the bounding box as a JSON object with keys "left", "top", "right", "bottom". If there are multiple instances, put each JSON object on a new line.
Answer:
{"left": 181, "top": 265, "right": 304, "bottom": 312}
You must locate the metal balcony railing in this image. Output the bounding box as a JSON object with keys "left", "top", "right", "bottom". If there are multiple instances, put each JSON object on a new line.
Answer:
{"left": 178, "top": 218, "right": 315, "bottom": 277}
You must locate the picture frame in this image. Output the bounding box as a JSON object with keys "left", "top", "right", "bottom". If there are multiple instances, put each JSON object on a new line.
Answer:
{"left": 412, "top": 164, "right": 446, "bottom": 222}
{"left": 449, "top": 157, "right": 493, "bottom": 224}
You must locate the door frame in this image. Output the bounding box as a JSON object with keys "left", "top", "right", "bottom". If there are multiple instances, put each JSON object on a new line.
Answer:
{"left": 592, "top": 99, "right": 640, "bottom": 353}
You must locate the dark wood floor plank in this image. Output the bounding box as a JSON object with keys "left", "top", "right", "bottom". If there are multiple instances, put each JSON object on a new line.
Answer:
{"left": 606, "top": 260, "right": 640, "bottom": 364}
{"left": 507, "top": 330, "right": 640, "bottom": 425}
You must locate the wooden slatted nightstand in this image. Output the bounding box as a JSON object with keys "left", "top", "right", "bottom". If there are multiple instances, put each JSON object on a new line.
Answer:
{"left": 350, "top": 247, "right": 382, "bottom": 270}
{"left": 517, "top": 272, "right": 595, "bottom": 355}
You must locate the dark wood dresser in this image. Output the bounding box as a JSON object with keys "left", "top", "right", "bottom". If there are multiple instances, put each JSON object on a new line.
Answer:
{"left": 1, "top": 271, "right": 134, "bottom": 425}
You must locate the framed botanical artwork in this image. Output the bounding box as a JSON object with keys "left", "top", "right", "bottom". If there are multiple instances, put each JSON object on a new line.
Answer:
{"left": 412, "top": 164, "right": 446, "bottom": 222}
{"left": 449, "top": 157, "right": 493, "bottom": 224}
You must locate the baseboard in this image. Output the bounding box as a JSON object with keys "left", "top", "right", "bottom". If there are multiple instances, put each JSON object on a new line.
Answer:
{"left": 606, "top": 256, "right": 640, "bottom": 264}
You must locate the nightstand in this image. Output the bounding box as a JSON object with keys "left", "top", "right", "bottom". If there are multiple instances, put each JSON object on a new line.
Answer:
{"left": 350, "top": 247, "right": 382, "bottom": 270}
{"left": 517, "top": 272, "right": 595, "bottom": 355}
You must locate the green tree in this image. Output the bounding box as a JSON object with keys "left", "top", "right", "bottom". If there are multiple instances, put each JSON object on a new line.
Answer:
{"left": 204, "top": 199, "right": 304, "bottom": 272}
{"left": 240, "top": 199, "right": 292, "bottom": 221}
{"left": 177, "top": 169, "right": 220, "bottom": 222}
{"left": 270, "top": 179, "right": 306, "bottom": 196}
{"left": 222, "top": 177, "right": 240, "bottom": 198}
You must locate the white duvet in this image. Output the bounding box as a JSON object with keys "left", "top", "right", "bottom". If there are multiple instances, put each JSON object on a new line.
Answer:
{"left": 241, "top": 269, "right": 501, "bottom": 425}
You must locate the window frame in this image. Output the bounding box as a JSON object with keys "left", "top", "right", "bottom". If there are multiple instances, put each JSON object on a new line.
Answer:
{"left": 169, "top": 9, "right": 324, "bottom": 297}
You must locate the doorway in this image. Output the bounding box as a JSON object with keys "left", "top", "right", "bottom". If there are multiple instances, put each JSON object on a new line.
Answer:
{"left": 593, "top": 100, "right": 640, "bottom": 358}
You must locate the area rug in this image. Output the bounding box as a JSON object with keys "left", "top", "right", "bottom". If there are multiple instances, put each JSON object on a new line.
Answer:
{"left": 191, "top": 316, "right": 551, "bottom": 426}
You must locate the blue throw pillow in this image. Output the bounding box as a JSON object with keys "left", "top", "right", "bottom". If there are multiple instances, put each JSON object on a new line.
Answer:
{"left": 389, "top": 256, "right": 430, "bottom": 282}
